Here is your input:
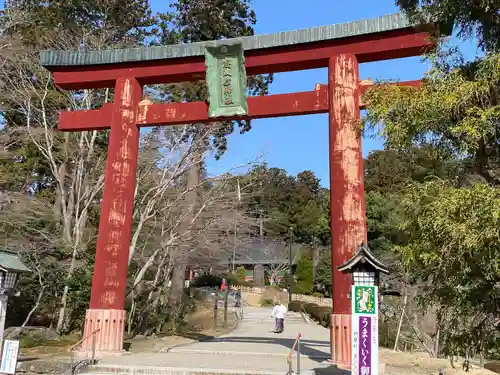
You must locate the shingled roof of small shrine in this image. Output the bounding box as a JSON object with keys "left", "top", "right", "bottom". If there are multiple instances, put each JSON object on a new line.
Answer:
{"left": 217, "top": 238, "right": 307, "bottom": 266}
{"left": 40, "top": 13, "right": 423, "bottom": 67}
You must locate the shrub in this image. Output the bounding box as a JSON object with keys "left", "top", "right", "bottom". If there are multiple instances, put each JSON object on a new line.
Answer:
{"left": 260, "top": 297, "right": 274, "bottom": 307}
{"left": 288, "top": 301, "right": 332, "bottom": 328}
{"left": 264, "top": 271, "right": 270, "bottom": 286}
{"left": 288, "top": 301, "right": 302, "bottom": 312}
{"left": 236, "top": 266, "right": 246, "bottom": 282}
{"left": 221, "top": 272, "right": 239, "bottom": 286}
{"left": 279, "top": 274, "right": 293, "bottom": 290}
{"left": 192, "top": 273, "right": 221, "bottom": 288}
{"left": 295, "top": 256, "right": 314, "bottom": 294}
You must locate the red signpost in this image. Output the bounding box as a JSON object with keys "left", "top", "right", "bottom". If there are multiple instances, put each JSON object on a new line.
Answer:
{"left": 41, "top": 13, "right": 441, "bottom": 368}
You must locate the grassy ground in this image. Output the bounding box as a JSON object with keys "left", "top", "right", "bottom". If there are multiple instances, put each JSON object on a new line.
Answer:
{"left": 19, "top": 333, "right": 80, "bottom": 356}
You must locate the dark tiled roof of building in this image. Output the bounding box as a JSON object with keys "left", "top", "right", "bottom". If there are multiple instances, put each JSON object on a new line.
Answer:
{"left": 219, "top": 238, "right": 307, "bottom": 265}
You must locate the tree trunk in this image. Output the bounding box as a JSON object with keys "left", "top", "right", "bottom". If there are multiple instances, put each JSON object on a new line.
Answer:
{"left": 393, "top": 293, "right": 408, "bottom": 351}
{"left": 127, "top": 292, "right": 136, "bottom": 336}
{"left": 434, "top": 326, "right": 440, "bottom": 358}
{"left": 154, "top": 261, "right": 174, "bottom": 333}
{"left": 479, "top": 326, "right": 485, "bottom": 369}
{"left": 56, "top": 242, "right": 80, "bottom": 334}
{"left": 167, "top": 151, "right": 201, "bottom": 311}
{"left": 22, "top": 285, "right": 45, "bottom": 327}
{"left": 259, "top": 211, "right": 263, "bottom": 238}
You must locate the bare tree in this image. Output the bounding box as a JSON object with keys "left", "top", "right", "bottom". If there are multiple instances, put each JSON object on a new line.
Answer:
{"left": 21, "top": 250, "right": 46, "bottom": 327}
{"left": 0, "top": 24, "right": 119, "bottom": 331}
{"left": 123, "top": 124, "right": 263, "bottom": 335}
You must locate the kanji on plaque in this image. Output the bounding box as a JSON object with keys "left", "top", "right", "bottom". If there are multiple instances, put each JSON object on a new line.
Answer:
{"left": 205, "top": 43, "right": 248, "bottom": 117}
{"left": 352, "top": 285, "right": 379, "bottom": 375}
{"left": 359, "top": 316, "right": 372, "bottom": 375}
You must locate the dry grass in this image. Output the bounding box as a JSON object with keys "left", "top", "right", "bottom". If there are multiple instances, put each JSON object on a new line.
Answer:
{"left": 124, "top": 306, "right": 235, "bottom": 353}
{"left": 381, "top": 349, "right": 499, "bottom": 375}
{"left": 242, "top": 287, "right": 289, "bottom": 307}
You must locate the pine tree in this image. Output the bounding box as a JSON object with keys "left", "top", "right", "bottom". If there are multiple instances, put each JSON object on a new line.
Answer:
{"left": 295, "top": 256, "right": 314, "bottom": 294}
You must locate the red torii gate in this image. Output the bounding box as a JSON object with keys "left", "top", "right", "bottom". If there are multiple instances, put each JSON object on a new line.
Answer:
{"left": 40, "top": 12, "right": 442, "bottom": 368}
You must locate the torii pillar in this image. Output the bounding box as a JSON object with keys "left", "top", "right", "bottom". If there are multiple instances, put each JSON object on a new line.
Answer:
{"left": 80, "top": 77, "right": 142, "bottom": 354}
{"left": 328, "top": 54, "right": 367, "bottom": 370}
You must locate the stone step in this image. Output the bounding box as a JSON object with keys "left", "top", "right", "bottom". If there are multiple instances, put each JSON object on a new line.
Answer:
{"left": 80, "top": 349, "right": 321, "bottom": 375}
{"left": 84, "top": 369, "right": 286, "bottom": 375}
{"left": 243, "top": 314, "right": 304, "bottom": 321}
{"left": 242, "top": 316, "right": 305, "bottom": 323}
{"left": 82, "top": 364, "right": 313, "bottom": 375}
{"left": 164, "top": 348, "right": 328, "bottom": 360}
{"left": 242, "top": 319, "right": 305, "bottom": 324}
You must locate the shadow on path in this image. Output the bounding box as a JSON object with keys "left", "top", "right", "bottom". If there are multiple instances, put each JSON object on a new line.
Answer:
{"left": 210, "top": 336, "right": 330, "bottom": 362}
{"left": 313, "top": 365, "right": 350, "bottom": 375}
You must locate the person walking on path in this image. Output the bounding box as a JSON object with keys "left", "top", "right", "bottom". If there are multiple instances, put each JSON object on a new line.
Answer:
{"left": 221, "top": 278, "right": 228, "bottom": 292}
{"left": 231, "top": 287, "right": 243, "bottom": 320}
{"left": 271, "top": 300, "right": 287, "bottom": 333}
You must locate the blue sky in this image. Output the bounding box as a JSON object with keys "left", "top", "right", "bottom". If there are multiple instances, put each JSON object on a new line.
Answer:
{"left": 151, "top": 0, "right": 480, "bottom": 186}
{"left": 1, "top": 0, "right": 479, "bottom": 187}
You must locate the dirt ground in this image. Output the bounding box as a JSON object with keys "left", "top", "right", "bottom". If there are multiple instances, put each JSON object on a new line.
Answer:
{"left": 122, "top": 309, "right": 235, "bottom": 353}
{"left": 18, "top": 305, "right": 498, "bottom": 375}
{"left": 381, "top": 349, "right": 499, "bottom": 375}
{"left": 20, "top": 306, "right": 234, "bottom": 357}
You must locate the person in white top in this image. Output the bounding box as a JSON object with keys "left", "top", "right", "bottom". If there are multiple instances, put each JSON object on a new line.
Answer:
{"left": 271, "top": 301, "right": 287, "bottom": 333}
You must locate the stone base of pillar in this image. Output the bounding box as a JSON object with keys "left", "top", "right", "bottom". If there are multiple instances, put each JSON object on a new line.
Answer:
{"left": 76, "top": 309, "right": 126, "bottom": 358}
{"left": 330, "top": 314, "right": 351, "bottom": 370}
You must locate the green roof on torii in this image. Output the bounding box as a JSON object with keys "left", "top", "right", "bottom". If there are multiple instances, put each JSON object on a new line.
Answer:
{"left": 40, "top": 12, "right": 449, "bottom": 68}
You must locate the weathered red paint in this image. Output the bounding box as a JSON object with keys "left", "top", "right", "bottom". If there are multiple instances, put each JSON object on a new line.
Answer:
{"left": 331, "top": 314, "right": 352, "bottom": 370}
{"left": 58, "top": 88, "right": 329, "bottom": 131}
{"left": 89, "top": 77, "right": 142, "bottom": 310}
{"left": 58, "top": 80, "right": 421, "bottom": 131}
{"left": 82, "top": 309, "right": 125, "bottom": 354}
{"left": 49, "top": 30, "right": 434, "bottom": 90}
{"left": 58, "top": 103, "right": 113, "bottom": 131}
{"left": 328, "top": 54, "right": 367, "bottom": 369}
{"left": 49, "top": 19, "right": 435, "bottom": 356}
{"left": 321, "top": 79, "right": 421, "bottom": 108}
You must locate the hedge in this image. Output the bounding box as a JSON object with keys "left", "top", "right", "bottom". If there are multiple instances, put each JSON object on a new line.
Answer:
{"left": 288, "top": 300, "right": 332, "bottom": 328}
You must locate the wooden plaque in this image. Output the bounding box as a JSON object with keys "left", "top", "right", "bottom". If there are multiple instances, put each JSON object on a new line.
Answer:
{"left": 205, "top": 43, "right": 248, "bottom": 118}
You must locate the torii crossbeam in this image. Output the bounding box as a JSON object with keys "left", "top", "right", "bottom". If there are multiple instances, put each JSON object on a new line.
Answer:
{"left": 40, "top": 12, "right": 444, "bottom": 369}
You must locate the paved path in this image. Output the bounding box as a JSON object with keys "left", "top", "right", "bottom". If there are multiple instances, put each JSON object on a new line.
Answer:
{"left": 88, "top": 307, "right": 333, "bottom": 375}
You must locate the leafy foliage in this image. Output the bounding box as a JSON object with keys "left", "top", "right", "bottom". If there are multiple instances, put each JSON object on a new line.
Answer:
{"left": 363, "top": 38, "right": 500, "bottom": 356}
{"left": 5, "top": 0, "right": 157, "bottom": 48}
{"left": 398, "top": 179, "right": 500, "bottom": 359}
{"left": 315, "top": 248, "right": 332, "bottom": 295}
{"left": 236, "top": 266, "right": 246, "bottom": 282}
{"left": 242, "top": 165, "right": 330, "bottom": 245}
{"left": 364, "top": 52, "right": 500, "bottom": 185}
{"left": 294, "top": 256, "right": 314, "bottom": 294}
{"left": 397, "top": 0, "right": 500, "bottom": 51}
{"left": 192, "top": 273, "right": 222, "bottom": 288}
{"left": 154, "top": 0, "right": 273, "bottom": 158}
